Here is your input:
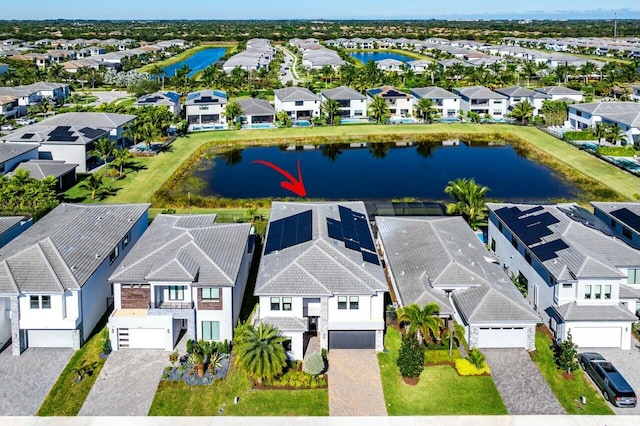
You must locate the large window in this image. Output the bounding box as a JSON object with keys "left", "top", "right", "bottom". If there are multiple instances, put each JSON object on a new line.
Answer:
{"left": 29, "top": 295, "right": 51, "bottom": 309}
{"left": 349, "top": 296, "right": 359, "bottom": 310}
{"left": 584, "top": 284, "right": 592, "bottom": 299}
{"left": 338, "top": 296, "right": 347, "bottom": 310}
{"left": 202, "top": 288, "right": 220, "bottom": 301}
{"left": 168, "top": 286, "right": 184, "bottom": 301}
{"left": 271, "top": 297, "right": 280, "bottom": 310}
{"left": 629, "top": 269, "right": 640, "bottom": 285}
{"left": 202, "top": 321, "right": 220, "bottom": 340}
{"left": 282, "top": 297, "right": 292, "bottom": 311}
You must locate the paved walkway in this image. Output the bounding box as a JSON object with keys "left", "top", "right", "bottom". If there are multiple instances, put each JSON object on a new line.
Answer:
{"left": 484, "top": 349, "right": 565, "bottom": 415}
{"left": 0, "top": 346, "right": 73, "bottom": 415}
{"left": 79, "top": 349, "right": 167, "bottom": 416}
{"left": 327, "top": 349, "right": 386, "bottom": 416}
{"left": 586, "top": 346, "right": 640, "bottom": 415}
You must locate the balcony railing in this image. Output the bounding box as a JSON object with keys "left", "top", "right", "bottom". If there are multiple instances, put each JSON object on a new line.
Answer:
{"left": 154, "top": 301, "right": 193, "bottom": 309}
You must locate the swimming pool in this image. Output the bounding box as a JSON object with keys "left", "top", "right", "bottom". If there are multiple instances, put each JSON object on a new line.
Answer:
{"left": 340, "top": 118, "right": 370, "bottom": 124}
{"left": 245, "top": 123, "right": 275, "bottom": 129}
{"left": 293, "top": 120, "right": 312, "bottom": 127}
{"left": 578, "top": 142, "right": 599, "bottom": 151}
{"left": 387, "top": 117, "right": 417, "bottom": 124}
{"left": 611, "top": 157, "right": 640, "bottom": 173}
{"left": 190, "top": 124, "right": 226, "bottom": 132}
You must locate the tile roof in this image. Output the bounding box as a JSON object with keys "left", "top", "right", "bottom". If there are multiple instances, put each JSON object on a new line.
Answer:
{"left": 569, "top": 102, "right": 640, "bottom": 128}
{"left": 0, "top": 216, "right": 25, "bottom": 236}
{"left": 185, "top": 90, "right": 227, "bottom": 106}
{"left": 237, "top": 98, "right": 276, "bottom": 116}
{"left": 135, "top": 91, "right": 181, "bottom": 107}
{"left": 551, "top": 303, "right": 637, "bottom": 322}
{"left": 494, "top": 86, "right": 549, "bottom": 99}
{"left": 410, "top": 87, "right": 460, "bottom": 99}
{"left": 366, "top": 86, "right": 412, "bottom": 99}
{"left": 619, "top": 284, "right": 640, "bottom": 300}
{"left": 10, "top": 160, "right": 77, "bottom": 180}
{"left": 591, "top": 202, "right": 640, "bottom": 234}
{"left": 259, "top": 316, "right": 308, "bottom": 332}
{"left": 453, "top": 86, "right": 507, "bottom": 99}
{"left": 535, "top": 86, "right": 583, "bottom": 96}
{"left": 0, "top": 142, "right": 39, "bottom": 163}
{"left": 274, "top": 87, "right": 320, "bottom": 102}
{"left": 109, "top": 214, "right": 251, "bottom": 287}
{"left": 321, "top": 86, "right": 367, "bottom": 101}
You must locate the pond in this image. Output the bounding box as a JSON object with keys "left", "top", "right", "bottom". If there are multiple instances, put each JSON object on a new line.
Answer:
{"left": 348, "top": 51, "right": 415, "bottom": 64}
{"left": 162, "top": 47, "right": 228, "bottom": 77}
{"left": 188, "top": 141, "right": 579, "bottom": 201}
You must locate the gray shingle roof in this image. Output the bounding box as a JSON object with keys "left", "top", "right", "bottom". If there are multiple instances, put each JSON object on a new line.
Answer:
{"left": 109, "top": 214, "right": 251, "bottom": 287}
{"left": 0, "top": 203, "right": 150, "bottom": 294}
{"left": 377, "top": 216, "right": 538, "bottom": 324}
{"left": 570, "top": 103, "right": 640, "bottom": 128}
{"left": 494, "top": 85, "right": 549, "bottom": 99}
{"left": 255, "top": 202, "right": 387, "bottom": 297}
{"left": 274, "top": 87, "right": 320, "bottom": 102}
{"left": 453, "top": 86, "right": 507, "bottom": 100}
{"left": 551, "top": 303, "right": 637, "bottom": 321}
{"left": 10, "top": 160, "right": 77, "bottom": 180}
{"left": 39, "top": 112, "right": 136, "bottom": 129}
{"left": 0, "top": 216, "right": 25, "bottom": 236}
{"left": 237, "top": 98, "right": 275, "bottom": 116}
{"left": 410, "top": 87, "right": 459, "bottom": 100}
{"left": 259, "top": 316, "right": 308, "bottom": 332}
{"left": 591, "top": 202, "right": 640, "bottom": 235}
{"left": 321, "top": 86, "right": 367, "bottom": 101}
{"left": 0, "top": 142, "right": 39, "bottom": 163}
{"left": 619, "top": 284, "right": 640, "bottom": 300}
{"left": 535, "top": 86, "right": 583, "bottom": 96}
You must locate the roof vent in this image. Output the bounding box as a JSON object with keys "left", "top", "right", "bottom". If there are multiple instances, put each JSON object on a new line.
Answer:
{"left": 400, "top": 271, "right": 405, "bottom": 276}
{"left": 98, "top": 216, "right": 102, "bottom": 220}
{"left": 95, "top": 254, "right": 100, "bottom": 259}
{"left": 71, "top": 265, "right": 77, "bottom": 271}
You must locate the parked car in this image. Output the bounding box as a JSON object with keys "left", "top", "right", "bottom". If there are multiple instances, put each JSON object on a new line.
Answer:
{"left": 579, "top": 352, "right": 637, "bottom": 407}
{"left": 0, "top": 124, "right": 15, "bottom": 131}
{"left": 16, "top": 117, "right": 36, "bottom": 126}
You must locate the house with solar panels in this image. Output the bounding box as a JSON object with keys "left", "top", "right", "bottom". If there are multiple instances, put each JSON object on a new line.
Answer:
{"left": 185, "top": 90, "right": 228, "bottom": 131}
{"left": 487, "top": 203, "right": 640, "bottom": 350}
{"left": 134, "top": 91, "right": 182, "bottom": 116}
{"left": 0, "top": 112, "right": 136, "bottom": 172}
{"left": 366, "top": 86, "right": 415, "bottom": 119}
{"left": 0, "top": 203, "right": 149, "bottom": 355}
{"left": 255, "top": 202, "right": 388, "bottom": 360}
{"left": 107, "top": 214, "right": 254, "bottom": 351}
{"left": 377, "top": 216, "right": 539, "bottom": 350}
{"left": 592, "top": 202, "right": 640, "bottom": 250}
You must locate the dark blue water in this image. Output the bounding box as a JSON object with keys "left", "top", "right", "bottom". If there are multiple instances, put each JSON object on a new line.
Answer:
{"left": 162, "top": 47, "right": 227, "bottom": 77}
{"left": 349, "top": 51, "right": 414, "bottom": 64}
{"left": 191, "top": 142, "right": 579, "bottom": 201}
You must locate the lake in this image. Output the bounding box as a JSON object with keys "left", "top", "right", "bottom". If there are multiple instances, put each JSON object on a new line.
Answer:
{"left": 189, "top": 141, "right": 579, "bottom": 201}
{"left": 162, "top": 47, "right": 228, "bottom": 77}
{"left": 349, "top": 51, "right": 415, "bottom": 64}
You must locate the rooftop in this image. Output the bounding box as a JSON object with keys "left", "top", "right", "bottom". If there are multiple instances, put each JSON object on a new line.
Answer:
{"left": 321, "top": 86, "right": 367, "bottom": 101}
{"left": 591, "top": 202, "right": 640, "bottom": 235}
{"left": 274, "top": 87, "right": 320, "bottom": 102}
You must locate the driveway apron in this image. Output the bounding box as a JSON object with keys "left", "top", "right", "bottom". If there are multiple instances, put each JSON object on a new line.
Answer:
{"left": 484, "top": 349, "right": 565, "bottom": 415}
{"left": 79, "top": 349, "right": 166, "bottom": 416}
{"left": 328, "top": 349, "right": 387, "bottom": 416}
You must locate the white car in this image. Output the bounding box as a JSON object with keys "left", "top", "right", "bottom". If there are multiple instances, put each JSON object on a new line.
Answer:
{"left": 0, "top": 124, "right": 15, "bottom": 131}
{"left": 16, "top": 118, "right": 35, "bottom": 126}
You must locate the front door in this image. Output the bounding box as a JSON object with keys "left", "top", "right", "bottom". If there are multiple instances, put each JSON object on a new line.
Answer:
{"left": 308, "top": 316, "right": 318, "bottom": 333}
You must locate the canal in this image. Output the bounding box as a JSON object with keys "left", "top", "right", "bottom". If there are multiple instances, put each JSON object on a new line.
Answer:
{"left": 162, "top": 47, "right": 228, "bottom": 77}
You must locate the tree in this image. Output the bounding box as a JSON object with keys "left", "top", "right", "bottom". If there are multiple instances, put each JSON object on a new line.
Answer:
{"left": 541, "top": 100, "right": 568, "bottom": 126}
{"left": 80, "top": 174, "right": 109, "bottom": 200}
{"left": 368, "top": 95, "right": 390, "bottom": 124}
{"left": 444, "top": 178, "right": 489, "bottom": 230}
{"left": 591, "top": 122, "right": 609, "bottom": 146}
{"left": 321, "top": 98, "right": 340, "bottom": 126}
{"left": 397, "top": 303, "right": 443, "bottom": 344}
{"left": 414, "top": 98, "right": 437, "bottom": 123}
{"left": 89, "top": 137, "right": 116, "bottom": 167}
{"left": 149, "top": 64, "right": 167, "bottom": 90}
{"left": 234, "top": 323, "right": 287, "bottom": 384}
{"left": 276, "top": 111, "right": 291, "bottom": 127}
{"left": 112, "top": 148, "right": 133, "bottom": 178}
{"left": 608, "top": 126, "right": 628, "bottom": 146}
{"left": 508, "top": 100, "right": 535, "bottom": 125}
{"left": 396, "top": 335, "right": 424, "bottom": 378}
{"left": 223, "top": 101, "right": 243, "bottom": 129}
{"left": 554, "top": 332, "right": 579, "bottom": 374}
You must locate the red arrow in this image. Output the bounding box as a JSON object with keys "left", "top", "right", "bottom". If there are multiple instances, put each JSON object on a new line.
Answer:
{"left": 252, "top": 158, "right": 306, "bottom": 197}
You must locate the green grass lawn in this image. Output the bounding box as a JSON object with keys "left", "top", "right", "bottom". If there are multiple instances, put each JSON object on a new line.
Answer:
{"left": 529, "top": 331, "right": 613, "bottom": 415}
{"left": 378, "top": 328, "right": 507, "bottom": 415}
{"left": 37, "top": 328, "right": 108, "bottom": 416}
{"left": 148, "top": 359, "right": 328, "bottom": 416}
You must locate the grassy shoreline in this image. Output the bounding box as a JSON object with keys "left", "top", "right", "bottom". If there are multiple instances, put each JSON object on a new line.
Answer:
{"left": 346, "top": 48, "right": 434, "bottom": 63}
{"left": 137, "top": 44, "right": 234, "bottom": 73}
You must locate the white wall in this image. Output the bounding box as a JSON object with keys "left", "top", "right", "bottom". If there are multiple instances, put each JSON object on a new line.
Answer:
{"left": 327, "top": 293, "right": 385, "bottom": 330}
{"left": 37, "top": 143, "right": 88, "bottom": 172}
{"left": 231, "top": 240, "right": 253, "bottom": 327}
{"left": 281, "top": 331, "right": 304, "bottom": 361}
{"left": 185, "top": 103, "right": 227, "bottom": 125}
{"left": 274, "top": 99, "right": 320, "bottom": 119}
{"left": 19, "top": 292, "right": 79, "bottom": 330}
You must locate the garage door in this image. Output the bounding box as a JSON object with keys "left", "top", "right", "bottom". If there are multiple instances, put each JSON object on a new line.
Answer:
{"left": 477, "top": 327, "right": 526, "bottom": 348}
{"left": 570, "top": 327, "right": 622, "bottom": 348}
{"left": 118, "top": 328, "right": 165, "bottom": 349}
{"left": 328, "top": 330, "right": 375, "bottom": 349}
{"left": 28, "top": 330, "right": 74, "bottom": 348}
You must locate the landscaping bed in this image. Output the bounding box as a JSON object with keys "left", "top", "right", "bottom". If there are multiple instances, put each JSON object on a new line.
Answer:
{"left": 161, "top": 354, "right": 230, "bottom": 386}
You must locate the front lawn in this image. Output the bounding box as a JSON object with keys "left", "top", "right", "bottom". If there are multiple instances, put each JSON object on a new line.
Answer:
{"left": 148, "top": 358, "right": 328, "bottom": 416}
{"left": 378, "top": 328, "right": 507, "bottom": 415}
{"left": 529, "top": 331, "right": 613, "bottom": 415}
{"left": 37, "top": 328, "right": 109, "bottom": 416}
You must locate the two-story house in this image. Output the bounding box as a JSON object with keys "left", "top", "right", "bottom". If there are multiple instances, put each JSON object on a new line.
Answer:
{"left": 135, "top": 92, "right": 182, "bottom": 116}
{"left": 377, "top": 216, "right": 539, "bottom": 350}
{"left": 534, "top": 86, "right": 584, "bottom": 102}
{"left": 255, "top": 201, "right": 388, "bottom": 360}
{"left": 366, "top": 86, "right": 415, "bottom": 119}
{"left": 453, "top": 86, "right": 507, "bottom": 119}
{"left": 0, "top": 203, "right": 149, "bottom": 355}
{"left": 273, "top": 87, "right": 321, "bottom": 121}
{"left": 0, "top": 142, "right": 39, "bottom": 175}
{"left": 107, "top": 214, "right": 254, "bottom": 351}
{"left": 494, "top": 86, "right": 550, "bottom": 116}
{"left": 568, "top": 102, "right": 640, "bottom": 146}
{"left": 592, "top": 202, "right": 640, "bottom": 250}
{"left": 487, "top": 203, "right": 640, "bottom": 350}
{"left": 185, "top": 90, "right": 228, "bottom": 131}
{"left": 320, "top": 86, "right": 368, "bottom": 120}
{"left": 410, "top": 87, "right": 461, "bottom": 119}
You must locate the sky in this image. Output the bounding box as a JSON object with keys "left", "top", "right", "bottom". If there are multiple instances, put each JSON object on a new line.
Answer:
{"left": 2, "top": 0, "right": 639, "bottom": 20}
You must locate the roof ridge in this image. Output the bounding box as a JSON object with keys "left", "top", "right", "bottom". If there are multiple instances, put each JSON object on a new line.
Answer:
{"left": 41, "top": 236, "right": 80, "bottom": 289}
{"left": 36, "top": 240, "right": 66, "bottom": 292}
{"left": 313, "top": 241, "right": 378, "bottom": 293}
{"left": 188, "top": 238, "right": 234, "bottom": 285}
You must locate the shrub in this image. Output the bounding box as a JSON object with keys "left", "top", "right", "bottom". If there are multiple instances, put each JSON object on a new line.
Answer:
{"left": 321, "top": 348, "right": 327, "bottom": 360}
{"left": 396, "top": 335, "right": 424, "bottom": 378}
{"left": 596, "top": 146, "right": 637, "bottom": 157}
{"left": 386, "top": 305, "right": 397, "bottom": 320}
{"left": 554, "top": 332, "right": 579, "bottom": 374}
{"left": 455, "top": 359, "right": 491, "bottom": 376}
{"left": 466, "top": 348, "right": 486, "bottom": 369}
{"left": 454, "top": 322, "right": 468, "bottom": 351}
{"left": 424, "top": 349, "right": 460, "bottom": 365}
{"left": 169, "top": 350, "right": 179, "bottom": 366}
{"left": 303, "top": 352, "right": 325, "bottom": 376}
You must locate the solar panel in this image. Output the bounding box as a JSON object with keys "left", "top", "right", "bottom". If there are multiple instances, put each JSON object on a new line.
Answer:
{"left": 610, "top": 208, "right": 640, "bottom": 233}
{"left": 362, "top": 251, "right": 380, "bottom": 265}
{"left": 79, "top": 127, "right": 107, "bottom": 140}
{"left": 21, "top": 133, "right": 35, "bottom": 139}
{"left": 327, "top": 218, "right": 343, "bottom": 240}
{"left": 531, "top": 239, "right": 570, "bottom": 262}
{"left": 264, "top": 210, "right": 313, "bottom": 254}
{"left": 47, "top": 126, "right": 78, "bottom": 142}
{"left": 328, "top": 205, "right": 379, "bottom": 265}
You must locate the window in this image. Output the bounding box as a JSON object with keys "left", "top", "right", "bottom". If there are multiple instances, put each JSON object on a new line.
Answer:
{"left": 283, "top": 339, "right": 292, "bottom": 351}
{"left": 271, "top": 297, "right": 280, "bottom": 310}
{"left": 562, "top": 283, "right": 573, "bottom": 289}
{"left": 493, "top": 109, "right": 502, "bottom": 115}
{"left": 629, "top": 269, "right": 640, "bottom": 285}
{"left": 282, "top": 297, "right": 292, "bottom": 311}
{"left": 29, "top": 295, "right": 51, "bottom": 309}
{"left": 511, "top": 236, "right": 518, "bottom": 249}
{"left": 610, "top": 219, "right": 617, "bottom": 228}
{"left": 198, "top": 105, "right": 209, "bottom": 110}
{"left": 41, "top": 295, "right": 51, "bottom": 309}
{"left": 109, "top": 245, "right": 119, "bottom": 264}
{"left": 584, "top": 284, "right": 592, "bottom": 299}
{"left": 354, "top": 110, "right": 363, "bottom": 116}
{"left": 338, "top": 296, "right": 347, "bottom": 310}
{"left": 622, "top": 227, "right": 632, "bottom": 239}
{"left": 604, "top": 285, "right": 612, "bottom": 300}
{"left": 121, "top": 231, "right": 131, "bottom": 249}
{"left": 494, "top": 100, "right": 502, "bottom": 104}
{"left": 490, "top": 238, "right": 496, "bottom": 252}
{"left": 30, "top": 295, "right": 40, "bottom": 309}
{"left": 349, "top": 296, "right": 359, "bottom": 310}
{"left": 525, "top": 251, "right": 532, "bottom": 265}
{"left": 594, "top": 285, "right": 602, "bottom": 300}
{"left": 168, "top": 286, "right": 184, "bottom": 300}
{"left": 202, "top": 288, "right": 220, "bottom": 301}
{"left": 498, "top": 222, "right": 503, "bottom": 232}
{"left": 294, "top": 100, "right": 303, "bottom": 106}
{"left": 201, "top": 321, "right": 220, "bottom": 340}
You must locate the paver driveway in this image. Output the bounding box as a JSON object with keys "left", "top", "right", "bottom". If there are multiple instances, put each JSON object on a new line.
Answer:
{"left": 0, "top": 346, "right": 73, "bottom": 415}
{"left": 79, "top": 349, "right": 166, "bottom": 416}
{"left": 484, "top": 349, "right": 565, "bottom": 415}
{"left": 328, "top": 349, "right": 386, "bottom": 416}
{"left": 582, "top": 346, "right": 640, "bottom": 415}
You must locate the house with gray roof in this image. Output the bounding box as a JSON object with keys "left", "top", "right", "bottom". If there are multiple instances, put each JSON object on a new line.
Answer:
{"left": 0, "top": 203, "right": 149, "bottom": 355}
{"left": 185, "top": 90, "right": 228, "bottom": 131}
{"left": 135, "top": 91, "right": 182, "bottom": 115}
{"left": 494, "top": 85, "right": 550, "bottom": 116}
{"left": 237, "top": 98, "right": 276, "bottom": 127}
{"left": 274, "top": 87, "right": 320, "bottom": 121}
{"left": 453, "top": 86, "right": 507, "bottom": 119}
{"left": 255, "top": 201, "right": 388, "bottom": 360}
{"left": 0, "top": 142, "right": 39, "bottom": 175}
{"left": 534, "top": 86, "right": 584, "bottom": 102}
{"left": 568, "top": 102, "right": 640, "bottom": 146}
{"left": 9, "top": 160, "right": 78, "bottom": 190}
{"left": 377, "top": 216, "right": 539, "bottom": 350}
{"left": 411, "top": 87, "right": 461, "bottom": 119}
{"left": 107, "top": 214, "right": 254, "bottom": 351}
{"left": 376, "top": 58, "right": 404, "bottom": 73}
{"left": 320, "top": 86, "right": 368, "bottom": 120}
{"left": 366, "top": 86, "right": 415, "bottom": 119}
{"left": 487, "top": 203, "right": 640, "bottom": 350}
{"left": 0, "top": 216, "right": 31, "bottom": 250}
{"left": 592, "top": 202, "right": 640, "bottom": 250}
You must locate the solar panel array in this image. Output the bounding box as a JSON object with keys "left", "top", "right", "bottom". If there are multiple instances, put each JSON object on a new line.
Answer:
{"left": 21, "top": 133, "right": 35, "bottom": 139}
{"left": 264, "top": 210, "right": 313, "bottom": 254}
{"left": 47, "top": 126, "right": 78, "bottom": 142}
{"left": 611, "top": 208, "right": 640, "bottom": 233}
{"left": 79, "top": 127, "right": 107, "bottom": 140}
{"left": 327, "top": 205, "right": 380, "bottom": 265}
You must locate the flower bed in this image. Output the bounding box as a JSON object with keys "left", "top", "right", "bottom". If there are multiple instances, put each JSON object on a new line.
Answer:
{"left": 161, "top": 354, "right": 230, "bottom": 386}
{"left": 454, "top": 359, "right": 491, "bottom": 376}
{"left": 256, "top": 368, "right": 328, "bottom": 390}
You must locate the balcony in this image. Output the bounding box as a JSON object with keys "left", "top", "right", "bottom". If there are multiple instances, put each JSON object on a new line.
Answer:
{"left": 154, "top": 301, "right": 193, "bottom": 309}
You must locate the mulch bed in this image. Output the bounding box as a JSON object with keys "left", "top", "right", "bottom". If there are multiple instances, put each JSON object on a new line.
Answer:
{"left": 562, "top": 372, "right": 575, "bottom": 381}
{"left": 161, "top": 354, "right": 230, "bottom": 386}
{"left": 402, "top": 376, "right": 420, "bottom": 386}
{"left": 537, "top": 324, "right": 555, "bottom": 340}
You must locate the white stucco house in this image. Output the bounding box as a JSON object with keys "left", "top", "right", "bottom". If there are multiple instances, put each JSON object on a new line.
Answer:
{"left": 273, "top": 87, "right": 321, "bottom": 121}
{"left": 255, "top": 202, "right": 388, "bottom": 360}
{"left": 534, "top": 86, "right": 584, "bottom": 102}
{"left": 568, "top": 102, "right": 640, "bottom": 146}
{"left": 453, "top": 86, "right": 508, "bottom": 119}
{"left": 366, "top": 86, "right": 415, "bottom": 119}
{"left": 376, "top": 59, "right": 404, "bottom": 73}
{"left": 185, "top": 90, "right": 228, "bottom": 131}
{"left": 377, "top": 216, "right": 539, "bottom": 350}
{"left": 410, "top": 87, "right": 461, "bottom": 119}
{"left": 108, "top": 214, "right": 254, "bottom": 351}
{"left": 494, "top": 86, "right": 550, "bottom": 116}
{"left": 487, "top": 203, "right": 640, "bottom": 350}
{"left": 320, "top": 86, "right": 368, "bottom": 120}
{"left": 134, "top": 92, "right": 182, "bottom": 116}
{"left": 0, "top": 203, "right": 150, "bottom": 355}
{"left": 237, "top": 98, "right": 276, "bottom": 126}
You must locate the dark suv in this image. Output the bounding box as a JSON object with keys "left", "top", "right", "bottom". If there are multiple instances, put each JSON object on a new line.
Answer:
{"left": 579, "top": 352, "right": 637, "bottom": 408}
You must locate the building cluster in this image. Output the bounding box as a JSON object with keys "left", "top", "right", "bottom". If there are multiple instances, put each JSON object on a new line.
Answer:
{"left": 503, "top": 36, "right": 640, "bottom": 59}
{"left": 222, "top": 38, "right": 275, "bottom": 72}
{"left": 290, "top": 38, "right": 346, "bottom": 70}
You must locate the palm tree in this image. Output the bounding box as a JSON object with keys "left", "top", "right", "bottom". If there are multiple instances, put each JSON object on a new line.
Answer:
{"left": 220, "top": 148, "right": 243, "bottom": 165}
{"left": 234, "top": 323, "right": 287, "bottom": 384}
{"left": 592, "top": 122, "right": 609, "bottom": 146}
{"left": 444, "top": 178, "right": 490, "bottom": 230}
{"left": 397, "top": 303, "right": 444, "bottom": 344}
{"left": 149, "top": 64, "right": 166, "bottom": 90}
{"left": 368, "top": 142, "right": 392, "bottom": 159}
{"left": 508, "top": 100, "right": 535, "bottom": 125}
{"left": 89, "top": 137, "right": 116, "bottom": 167}
{"left": 80, "top": 174, "right": 107, "bottom": 200}
{"left": 579, "top": 62, "right": 597, "bottom": 84}
{"left": 321, "top": 143, "right": 346, "bottom": 162}
{"left": 368, "top": 95, "right": 390, "bottom": 124}
{"left": 112, "top": 148, "right": 133, "bottom": 178}
{"left": 608, "top": 126, "right": 628, "bottom": 146}
{"left": 414, "top": 98, "right": 437, "bottom": 123}
{"left": 321, "top": 98, "right": 340, "bottom": 126}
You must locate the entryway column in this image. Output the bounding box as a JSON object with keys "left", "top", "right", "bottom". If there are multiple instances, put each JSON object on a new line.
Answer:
{"left": 319, "top": 298, "right": 328, "bottom": 350}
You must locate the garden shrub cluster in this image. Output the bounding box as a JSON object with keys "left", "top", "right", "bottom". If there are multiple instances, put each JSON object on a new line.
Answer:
{"left": 424, "top": 349, "right": 460, "bottom": 365}
{"left": 303, "top": 352, "right": 325, "bottom": 376}
{"left": 563, "top": 131, "right": 598, "bottom": 141}
{"left": 454, "top": 359, "right": 491, "bottom": 376}
{"left": 397, "top": 335, "right": 425, "bottom": 378}
{"left": 264, "top": 370, "right": 327, "bottom": 388}
{"left": 596, "top": 146, "right": 637, "bottom": 157}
